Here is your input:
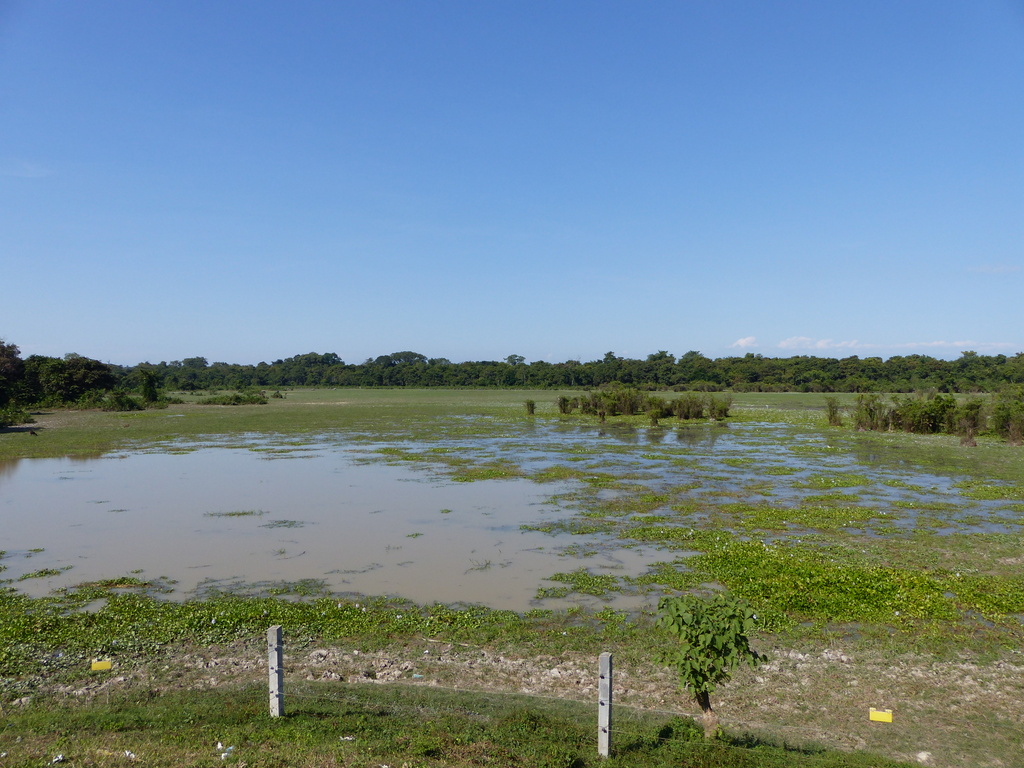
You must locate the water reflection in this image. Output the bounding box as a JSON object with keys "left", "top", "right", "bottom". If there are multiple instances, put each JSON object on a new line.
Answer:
{"left": 0, "top": 457, "right": 22, "bottom": 483}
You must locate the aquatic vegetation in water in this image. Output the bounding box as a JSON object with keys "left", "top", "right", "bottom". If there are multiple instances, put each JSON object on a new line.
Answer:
{"left": 17, "top": 566, "right": 73, "bottom": 581}
{"left": 794, "top": 473, "right": 874, "bottom": 490}
{"left": 954, "top": 481, "right": 1024, "bottom": 501}
{"left": 633, "top": 535, "right": 1024, "bottom": 631}
{"left": 536, "top": 567, "right": 622, "bottom": 599}
{"left": 205, "top": 509, "right": 270, "bottom": 517}
{"left": 714, "top": 502, "right": 888, "bottom": 532}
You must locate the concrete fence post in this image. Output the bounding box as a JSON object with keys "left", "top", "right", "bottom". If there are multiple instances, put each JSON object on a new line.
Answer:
{"left": 268, "top": 625, "right": 284, "bottom": 717}
{"left": 598, "top": 652, "right": 612, "bottom": 757}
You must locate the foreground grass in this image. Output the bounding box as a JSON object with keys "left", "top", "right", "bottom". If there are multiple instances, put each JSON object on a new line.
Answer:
{"left": 0, "top": 681, "right": 915, "bottom": 768}
{"left": 1, "top": 586, "right": 1018, "bottom": 768}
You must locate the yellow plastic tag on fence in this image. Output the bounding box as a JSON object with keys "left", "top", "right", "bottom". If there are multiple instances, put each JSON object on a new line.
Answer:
{"left": 869, "top": 707, "right": 893, "bottom": 723}
{"left": 91, "top": 659, "right": 112, "bottom": 671}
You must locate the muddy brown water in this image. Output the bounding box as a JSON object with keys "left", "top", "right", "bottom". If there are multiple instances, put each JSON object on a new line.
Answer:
{"left": 1, "top": 421, "right": 1017, "bottom": 610}
{"left": 0, "top": 444, "right": 653, "bottom": 610}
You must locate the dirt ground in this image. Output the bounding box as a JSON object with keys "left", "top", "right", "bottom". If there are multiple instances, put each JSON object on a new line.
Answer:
{"left": 15, "top": 638, "right": 1023, "bottom": 768}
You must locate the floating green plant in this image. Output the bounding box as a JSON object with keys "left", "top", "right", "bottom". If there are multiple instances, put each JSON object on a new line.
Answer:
{"left": 538, "top": 567, "right": 621, "bottom": 598}
{"left": 17, "top": 566, "right": 72, "bottom": 581}
{"left": 954, "top": 481, "right": 1024, "bottom": 501}
{"left": 205, "top": 509, "right": 270, "bottom": 517}
{"left": 795, "top": 473, "right": 874, "bottom": 490}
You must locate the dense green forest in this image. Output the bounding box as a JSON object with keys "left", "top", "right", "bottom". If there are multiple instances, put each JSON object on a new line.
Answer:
{"left": 4, "top": 340, "right": 1024, "bottom": 409}
{"left": 130, "top": 349, "right": 1024, "bottom": 392}
{"left": 3, "top": 338, "right": 1024, "bottom": 440}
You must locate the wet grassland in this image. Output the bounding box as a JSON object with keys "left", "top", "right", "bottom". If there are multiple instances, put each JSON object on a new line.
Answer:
{"left": 2, "top": 389, "right": 1024, "bottom": 766}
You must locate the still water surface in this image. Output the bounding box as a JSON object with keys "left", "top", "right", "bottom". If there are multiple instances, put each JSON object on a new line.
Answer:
{"left": 0, "top": 445, "right": 649, "bottom": 610}
{"left": 2, "top": 420, "right": 1015, "bottom": 610}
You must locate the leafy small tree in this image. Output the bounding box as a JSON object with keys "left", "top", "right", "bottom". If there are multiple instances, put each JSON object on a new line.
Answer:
{"left": 0, "top": 338, "right": 25, "bottom": 407}
{"left": 656, "top": 593, "right": 766, "bottom": 739}
{"left": 824, "top": 396, "right": 843, "bottom": 427}
{"left": 138, "top": 367, "right": 160, "bottom": 403}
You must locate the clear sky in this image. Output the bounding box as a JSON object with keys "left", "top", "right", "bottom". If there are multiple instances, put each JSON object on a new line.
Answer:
{"left": 2, "top": 1, "right": 1022, "bottom": 366}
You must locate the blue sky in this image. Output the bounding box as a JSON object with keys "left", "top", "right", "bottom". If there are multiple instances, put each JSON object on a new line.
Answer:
{"left": 2, "top": 1, "right": 1021, "bottom": 366}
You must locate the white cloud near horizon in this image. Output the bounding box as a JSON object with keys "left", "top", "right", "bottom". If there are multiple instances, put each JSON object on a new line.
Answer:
{"left": 776, "top": 337, "right": 1018, "bottom": 354}
{"left": 731, "top": 336, "right": 757, "bottom": 349}
{"left": 777, "top": 337, "right": 864, "bottom": 351}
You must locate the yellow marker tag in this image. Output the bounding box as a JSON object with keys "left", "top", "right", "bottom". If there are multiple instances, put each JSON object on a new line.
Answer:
{"left": 869, "top": 707, "right": 893, "bottom": 723}
{"left": 91, "top": 659, "right": 112, "bottom": 671}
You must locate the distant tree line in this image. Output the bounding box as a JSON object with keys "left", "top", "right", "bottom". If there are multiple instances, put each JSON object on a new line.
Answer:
{"left": 4, "top": 340, "right": 1024, "bottom": 424}
{"left": 125, "top": 348, "right": 1024, "bottom": 393}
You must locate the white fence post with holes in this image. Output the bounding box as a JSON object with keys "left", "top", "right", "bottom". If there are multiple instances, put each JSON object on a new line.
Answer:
{"left": 268, "top": 625, "right": 284, "bottom": 717}
{"left": 598, "top": 652, "right": 612, "bottom": 757}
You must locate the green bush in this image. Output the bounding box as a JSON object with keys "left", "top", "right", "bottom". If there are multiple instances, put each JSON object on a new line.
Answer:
{"left": 992, "top": 388, "right": 1024, "bottom": 444}
{"left": 101, "top": 391, "right": 144, "bottom": 412}
{"left": 825, "top": 396, "right": 843, "bottom": 427}
{"left": 0, "top": 405, "right": 32, "bottom": 428}
{"left": 197, "top": 390, "right": 269, "bottom": 406}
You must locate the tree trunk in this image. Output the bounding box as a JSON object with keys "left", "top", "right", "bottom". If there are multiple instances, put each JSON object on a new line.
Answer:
{"left": 696, "top": 691, "right": 718, "bottom": 739}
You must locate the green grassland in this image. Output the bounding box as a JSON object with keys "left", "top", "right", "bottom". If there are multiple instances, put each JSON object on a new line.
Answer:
{"left": 0, "top": 680, "right": 917, "bottom": 768}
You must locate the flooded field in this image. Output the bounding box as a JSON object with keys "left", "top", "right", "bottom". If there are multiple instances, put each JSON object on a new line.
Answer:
{"left": 3, "top": 415, "right": 1022, "bottom": 612}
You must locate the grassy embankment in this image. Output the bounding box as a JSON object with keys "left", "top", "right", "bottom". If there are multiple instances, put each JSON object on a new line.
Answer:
{"left": 3, "top": 679, "right": 918, "bottom": 768}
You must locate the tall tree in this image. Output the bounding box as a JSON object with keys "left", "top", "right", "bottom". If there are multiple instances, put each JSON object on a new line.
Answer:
{"left": 0, "top": 338, "right": 25, "bottom": 406}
